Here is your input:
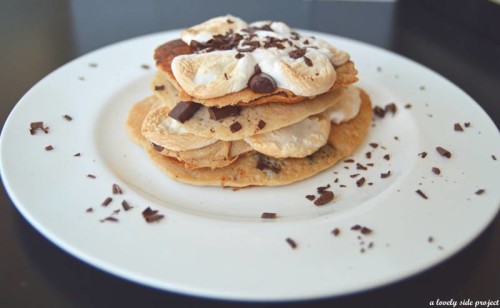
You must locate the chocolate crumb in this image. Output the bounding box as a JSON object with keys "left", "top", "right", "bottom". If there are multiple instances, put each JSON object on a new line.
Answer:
{"left": 100, "top": 217, "right": 118, "bottom": 223}
{"left": 89, "top": 63, "right": 98, "bottom": 67}
{"left": 492, "top": 155, "right": 497, "bottom": 161}
{"left": 428, "top": 236, "right": 434, "bottom": 243}
{"left": 383, "top": 154, "right": 390, "bottom": 160}
{"left": 334, "top": 178, "right": 339, "bottom": 183}
{"left": 152, "top": 143, "right": 164, "bottom": 152}
{"left": 74, "top": 153, "right": 81, "bottom": 157}
{"left": 344, "top": 159, "right": 355, "bottom": 163}
{"left": 303, "top": 56, "right": 313, "bottom": 67}
{"left": 351, "top": 225, "right": 362, "bottom": 231}
{"left": 377, "top": 66, "right": 382, "bottom": 72}
{"left": 340, "top": 185, "right": 346, "bottom": 188}
{"left": 365, "top": 152, "right": 372, "bottom": 159}
{"left": 154, "top": 85, "right": 165, "bottom": 91}
{"left": 229, "top": 121, "right": 242, "bottom": 132}
{"left": 112, "top": 209, "right": 120, "bottom": 215}
{"left": 317, "top": 184, "right": 331, "bottom": 193}
{"left": 369, "top": 143, "right": 378, "bottom": 148}
{"left": 86, "top": 207, "right": 93, "bottom": 213}
{"left": 332, "top": 228, "right": 340, "bottom": 236}
{"left": 305, "top": 195, "right": 315, "bottom": 201}
{"left": 261, "top": 212, "right": 277, "bottom": 219}
{"left": 464, "top": 122, "right": 471, "bottom": 128}
{"left": 45, "top": 145, "right": 54, "bottom": 151}
{"left": 102, "top": 197, "right": 112, "bottom": 206}
{"left": 419, "top": 85, "right": 425, "bottom": 90}
{"left": 416, "top": 189, "right": 428, "bottom": 199}
{"left": 257, "top": 120, "right": 266, "bottom": 129}
{"left": 418, "top": 152, "right": 428, "bottom": 158}
{"left": 436, "top": 147, "right": 452, "bottom": 159}
{"left": 373, "top": 106, "right": 385, "bottom": 118}
{"left": 405, "top": 103, "right": 412, "bottom": 109}
{"left": 63, "top": 114, "right": 73, "bottom": 121}
{"left": 356, "top": 177, "right": 366, "bottom": 187}
{"left": 87, "top": 174, "right": 96, "bottom": 179}
{"left": 360, "top": 248, "right": 365, "bottom": 253}
{"left": 224, "top": 73, "right": 228, "bottom": 80}
{"left": 384, "top": 103, "right": 397, "bottom": 115}
{"left": 381, "top": 171, "right": 391, "bottom": 178}
{"left": 141, "top": 64, "right": 150, "bottom": 70}
{"left": 29, "top": 121, "right": 49, "bottom": 135}
{"left": 360, "top": 227, "right": 373, "bottom": 235}
{"left": 142, "top": 207, "right": 164, "bottom": 223}
{"left": 286, "top": 238, "right": 297, "bottom": 249}
{"left": 432, "top": 167, "right": 441, "bottom": 175}
{"left": 454, "top": 123, "right": 464, "bottom": 132}
{"left": 235, "top": 53, "right": 244, "bottom": 59}
{"left": 475, "top": 189, "right": 485, "bottom": 195}
{"left": 368, "top": 242, "right": 374, "bottom": 249}
{"left": 112, "top": 184, "right": 123, "bottom": 195}
{"left": 314, "top": 191, "right": 334, "bottom": 206}
{"left": 356, "top": 163, "right": 367, "bottom": 170}
{"left": 350, "top": 173, "right": 360, "bottom": 178}
{"left": 367, "top": 163, "right": 374, "bottom": 167}
{"left": 394, "top": 136, "right": 399, "bottom": 140}
{"left": 121, "top": 200, "right": 133, "bottom": 211}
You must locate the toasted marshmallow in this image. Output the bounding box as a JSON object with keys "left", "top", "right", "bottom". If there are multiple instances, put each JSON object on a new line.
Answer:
{"left": 324, "top": 86, "right": 362, "bottom": 124}
{"left": 142, "top": 106, "right": 217, "bottom": 152}
{"left": 173, "top": 16, "right": 351, "bottom": 99}
{"left": 181, "top": 15, "right": 248, "bottom": 45}
{"left": 245, "top": 114, "right": 331, "bottom": 158}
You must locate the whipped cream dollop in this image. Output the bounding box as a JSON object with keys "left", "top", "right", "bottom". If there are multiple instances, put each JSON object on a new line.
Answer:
{"left": 172, "top": 15, "right": 350, "bottom": 99}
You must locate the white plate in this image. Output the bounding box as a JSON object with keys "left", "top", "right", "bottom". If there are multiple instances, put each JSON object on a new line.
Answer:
{"left": 1, "top": 30, "right": 499, "bottom": 301}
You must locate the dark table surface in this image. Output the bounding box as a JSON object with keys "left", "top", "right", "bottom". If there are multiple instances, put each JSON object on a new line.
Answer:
{"left": 1, "top": 1, "right": 499, "bottom": 307}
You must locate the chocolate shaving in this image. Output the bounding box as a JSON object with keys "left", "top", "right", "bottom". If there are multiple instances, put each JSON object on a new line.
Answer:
{"left": 432, "top": 167, "right": 441, "bottom": 175}
{"left": 224, "top": 73, "right": 228, "bottom": 80}
{"left": 152, "top": 143, "right": 164, "bottom": 152}
{"left": 86, "top": 207, "right": 93, "bottom": 213}
{"left": 436, "top": 147, "right": 452, "bottom": 159}
{"left": 74, "top": 153, "right": 81, "bottom": 157}
{"left": 360, "top": 227, "right": 373, "bottom": 235}
{"left": 141, "top": 64, "right": 150, "bottom": 70}
{"left": 208, "top": 105, "right": 241, "bottom": 120}
{"left": 454, "top": 123, "right": 464, "bottom": 132}
{"left": 45, "top": 145, "right": 54, "bottom": 151}
{"left": 384, "top": 103, "right": 397, "bottom": 115}
{"left": 405, "top": 103, "right": 412, "bottom": 109}
{"left": 102, "top": 197, "right": 112, "bottom": 206}
{"left": 464, "top": 122, "right": 471, "bottom": 128}
{"left": 314, "top": 191, "right": 334, "bottom": 206}
{"left": 416, "top": 189, "right": 428, "bottom": 199}
{"left": 305, "top": 195, "right": 315, "bottom": 201}
{"left": 235, "top": 52, "right": 244, "bottom": 59}
{"left": 168, "top": 101, "right": 202, "bottom": 123}
{"left": 369, "top": 143, "right": 378, "bottom": 148}
{"left": 29, "top": 121, "right": 49, "bottom": 135}
{"left": 261, "top": 212, "right": 277, "bottom": 219}
{"left": 492, "top": 155, "right": 497, "bottom": 161}
{"left": 229, "top": 121, "right": 242, "bottom": 132}
{"left": 87, "top": 174, "right": 96, "bottom": 179}
{"left": 63, "top": 114, "right": 73, "bottom": 121}
{"left": 121, "top": 200, "right": 133, "bottom": 211}
{"left": 351, "top": 225, "right": 361, "bottom": 231}
{"left": 154, "top": 85, "right": 165, "bottom": 91}
{"left": 381, "top": 171, "right": 391, "bottom": 178}
{"left": 383, "top": 154, "right": 390, "bottom": 160}
{"left": 418, "top": 152, "right": 428, "bottom": 158}
{"left": 350, "top": 173, "right": 360, "bottom": 178}
{"left": 286, "top": 238, "right": 297, "bottom": 249}
{"left": 112, "top": 184, "right": 123, "bottom": 194}
{"left": 475, "top": 189, "right": 485, "bottom": 195}
{"left": 100, "top": 217, "right": 118, "bottom": 223}
{"left": 344, "top": 159, "right": 355, "bottom": 163}
{"left": 356, "top": 163, "right": 367, "bottom": 170}
{"left": 332, "top": 228, "right": 340, "bottom": 236}
{"left": 142, "top": 207, "right": 164, "bottom": 223}
{"left": 365, "top": 152, "right": 372, "bottom": 159}
{"left": 356, "top": 177, "right": 366, "bottom": 187}
{"left": 303, "top": 56, "right": 313, "bottom": 67}
{"left": 373, "top": 106, "right": 385, "bottom": 118}
{"left": 317, "top": 184, "right": 331, "bottom": 194}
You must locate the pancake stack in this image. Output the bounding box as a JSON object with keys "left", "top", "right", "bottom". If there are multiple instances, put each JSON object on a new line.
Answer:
{"left": 126, "top": 16, "right": 373, "bottom": 187}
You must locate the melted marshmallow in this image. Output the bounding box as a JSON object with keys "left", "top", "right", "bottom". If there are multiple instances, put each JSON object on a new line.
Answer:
{"left": 324, "top": 87, "right": 362, "bottom": 124}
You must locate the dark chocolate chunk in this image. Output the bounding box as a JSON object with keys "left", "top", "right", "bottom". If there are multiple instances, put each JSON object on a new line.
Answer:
{"left": 286, "top": 238, "right": 297, "bottom": 249}
{"left": 112, "top": 184, "right": 123, "bottom": 195}
{"left": 360, "top": 227, "right": 373, "bottom": 235}
{"left": 432, "top": 167, "right": 441, "bottom": 175}
{"left": 102, "top": 197, "right": 113, "bottom": 206}
{"left": 87, "top": 174, "right": 96, "bottom": 179}
{"left": 208, "top": 105, "right": 241, "bottom": 120}
{"left": 152, "top": 143, "right": 164, "bottom": 152}
{"left": 454, "top": 123, "right": 464, "bottom": 132}
{"left": 436, "top": 147, "right": 452, "bottom": 158}
{"left": 261, "top": 212, "right": 277, "bottom": 219}
{"left": 229, "top": 121, "right": 242, "bottom": 132}
{"left": 416, "top": 189, "right": 428, "bottom": 199}
{"left": 121, "top": 200, "right": 133, "bottom": 211}
{"left": 475, "top": 189, "right": 485, "bottom": 195}
{"left": 154, "top": 85, "right": 165, "bottom": 91}
{"left": 332, "top": 228, "right": 340, "bottom": 236}
{"left": 45, "top": 145, "right": 54, "bottom": 151}
{"left": 63, "top": 114, "right": 73, "bottom": 121}
{"left": 168, "top": 101, "right": 202, "bottom": 123}
{"left": 314, "top": 191, "right": 334, "bottom": 206}
{"left": 257, "top": 120, "right": 266, "bottom": 129}
{"left": 356, "top": 177, "right": 366, "bottom": 187}
{"left": 418, "top": 152, "right": 428, "bottom": 158}
{"left": 305, "top": 195, "right": 315, "bottom": 201}
{"left": 351, "top": 225, "right": 361, "bottom": 231}
{"left": 248, "top": 72, "right": 277, "bottom": 93}
{"left": 289, "top": 47, "right": 306, "bottom": 59}
{"left": 381, "top": 171, "right": 391, "bottom": 178}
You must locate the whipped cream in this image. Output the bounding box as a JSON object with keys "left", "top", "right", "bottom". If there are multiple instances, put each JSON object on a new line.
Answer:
{"left": 172, "top": 15, "right": 350, "bottom": 99}
{"left": 244, "top": 114, "right": 330, "bottom": 158}
{"left": 324, "top": 86, "right": 362, "bottom": 124}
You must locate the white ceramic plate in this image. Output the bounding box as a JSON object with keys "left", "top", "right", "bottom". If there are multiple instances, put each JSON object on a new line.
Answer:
{"left": 1, "top": 30, "right": 499, "bottom": 301}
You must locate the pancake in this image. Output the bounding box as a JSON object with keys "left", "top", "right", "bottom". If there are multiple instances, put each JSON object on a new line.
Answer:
{"left": 154, "top": 39, "right": 358, "bottom": 107}
{"left": 126, "top": 90, "right": 373, "bottom": 187}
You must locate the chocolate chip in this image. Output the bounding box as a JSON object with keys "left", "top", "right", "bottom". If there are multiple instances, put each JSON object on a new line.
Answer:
{"left": 418, "top": 152, "right": 428, "bottom": 158}
{"left": 314, "top": 191, "right": 334, "bottom": 206}
{"left": 475, "top": 189, "right": 485, "bottom": 195}
{"left": 154, "top": 85, "right": 165, "bottom": 91}
{"left": 381, "top": 171, "right": 391, "bottom": 178}
{"left": 248, "top": 72, "right": 277, "bottom": 93}
{"left": 121, "top": 200, "right": 133, "bottom": 211}
{"left": 45, "top": 145, "right": 54, "bottom": 151}
{"left": 289, "top": 47, "right": 306, "bottom": 59}
{"left": 168, "top": 101, "right": 202, "bottom": 123}
{"left": 208, "top": 105, "right": 241, "bottom": 120}
{"left": 383, "top": 154, "right": 390, "bottom": 160}
{"left": 261, "top": 212, "right": 277, "bottom": 219}
{"left": 332, "top": 228, "right": 340, "bottom": 236}
{"left": 286, "top": 238, "right": 297, "bottom": 249}
{"left": 305, "top": 195, "right": 315, "bottom": 201}
{"left": 432, "top": 167, "right": 441, "bottom": 175}
{"left": 436, "top": 147, "right": 452, "bottom": 158}
{"left": 257, "top": 120, "right": 266, "bottom": 129}
{"left": 101, "top": 197, "right": 112, "bottom": 206}
{"left": 454, "top": 123, "right": 463, "bottom": 132}
{"left": 152, "top": 143, "right": 164, "bottom": 152}
{"left": 356, "top": 177, "right": 366, "bottom": 187}
{"left": 416, "top": 189, "right": 428, "bottom": 199}
{"left": 63, "top": 114, "right": 72, "bottom": 121}
{"left": 229, "top": 121, "right": 242, "bottom": 132}
{"left": 112, "top": 184, "right": 123, "bottom": 194}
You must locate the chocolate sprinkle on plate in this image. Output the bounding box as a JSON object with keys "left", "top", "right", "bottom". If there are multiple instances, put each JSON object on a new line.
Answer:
{"left": 416, "top": 189, "right": 428, "bottom": 199}
{"left": 141, "top": 64, "right": 150, "bottom": 70}
{"left": 314, "top": 191, "right": 334, "bottom": 206}
{"left": 365, "top": 152, "right": 372, "bottom": 159}
{"left": 86, "top": 207, "right": 93, "bottom": 213}
{"left": 436, "top": 147, "right": 452, "bottom": 158}
{"left": 230, "top": 121, "right": 242, "bottom": 133}
{"left": 350, "top": 173, "right": 360, "bottom": 178}
{"left": 121, "top": 200, "right": 133, "bottom": 211}
{"left": 316, "top": 184, "right": 331, "bottom": 193}
{"left": 332, "top": 228, "right": 340, "bottom": 236}
{"left": 344, "top": 159, "right": 355, "bottom": 163}
{"left": 383, "top": 154, "right": 390, "bottom": 160}
{"left": 351, "top": 225, "right": 362, "bottom": 231}
{"left": 381, "top": 171, "right": 391, "bottom": 178}
{"left": 305, "top": 195, "right": 315, "bottom": 201}
{"left": 74, "top": 153, "right": 81, "bottom": 157}
{"left": 428, "top": 236, "right": 434, "bottom": 243}
{"left": 432, "top": 167, "right": 441, "bottom": 175}
{"left": 168, "top": 101, "right": 202, "bottom": 123}
{"left": 360, "top": 227, "right": 373, "bottom": 235}
{"left": 102, "top": 197, "right": 113, "bottom": 206}
{"left": 373, "top": 106, "right": 385, "bottom": 118}
{"left": 356, "top": 163, "right": 367, "bottom": 170}
{"left": 100, "top": 217, "right": 118, "bottom": 223}
{"left": 369, "top": 143, "right": 378, "bottom": 148}
{"left": 87, "top": 174, "right": 96, "bottom": 179}
{"left": 45, "top": 145, "right": 54, "bottom": 151}
{"left": 285, "top": 238, "right": 297, "bottom": 249}
{"left": 261, "top": 212, "right": 277, "bottom": 219}
{"left": 356, "top": 177, "right": 366, "bottom": 187}
{"left": 454, "top": 123, "right": 464, "bottom": 132}
{"left": 418, "top": 152, "right": 428, "bottom": 158}
{"left": 464, "top": 122, "right": 471, "bottom": 128}
{"left": 384, "top": 103, "right": 397, "bottom": 115}
{"left": 112, "top": 184, "right": 123, "bottom": 194}
{"left": 142, "top": 207, "right": 165, "bottom": 223}
{"left": 492, "top": 155, "right": 497, "bottom": 161}
{"left": 475, "top": 189, "right": 485, "bottom": 195}
{"left": 63, "top": 114, "right": 73, "bottom": 121}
